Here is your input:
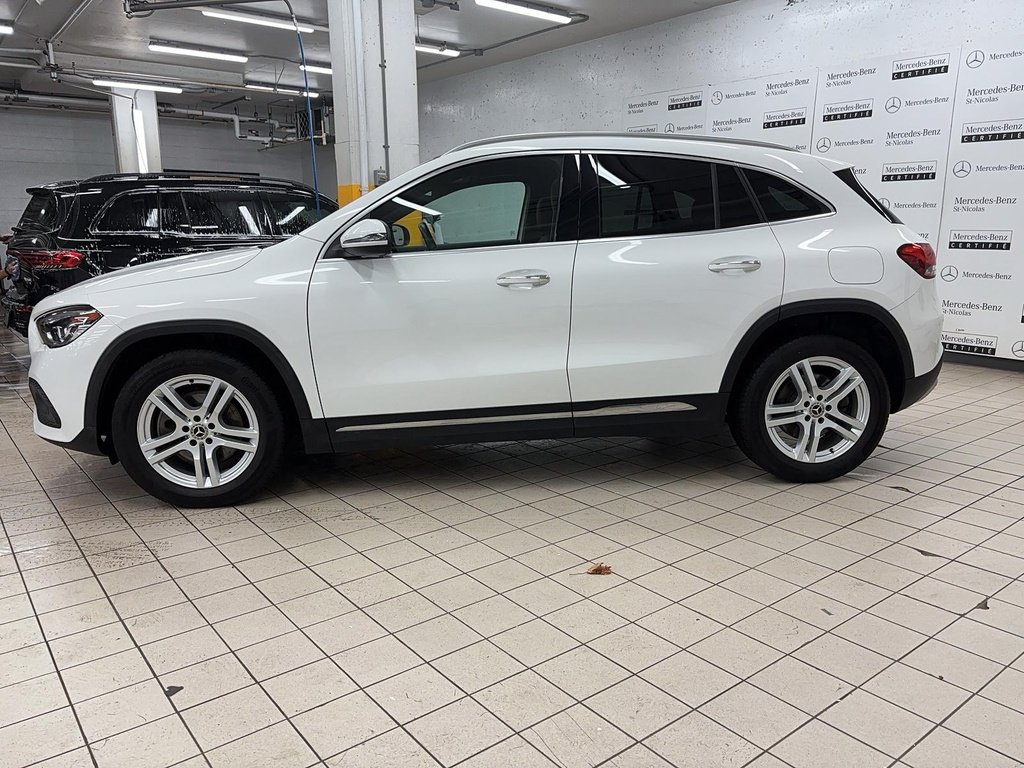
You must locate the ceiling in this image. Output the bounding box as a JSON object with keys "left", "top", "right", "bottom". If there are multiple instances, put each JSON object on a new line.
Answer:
{"left": 0, "top": 0, "right": 734, "bottom": 110}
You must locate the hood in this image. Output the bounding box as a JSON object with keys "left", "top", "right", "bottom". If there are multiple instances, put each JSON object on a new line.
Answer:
{"left": 32, "top": 246, "right": 262, "bottom": 314}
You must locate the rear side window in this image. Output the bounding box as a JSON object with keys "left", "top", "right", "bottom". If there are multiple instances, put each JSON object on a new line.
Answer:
{"left": 264, "top": 191, "right": 334, "bottom": 235}
{"left": 93, "top": 193, "right": 159, "bottom": 233}
{"left": 179, "top": 190, "right": 265, "bottom": 236}
{"left": 715, "top": 164, "right": 762, "bottom": 229}
{"left": 16, "top": 192, "right": 61, "bottom": 232}
{"left": 594, "top": 155, "right": 716, "bottom": 237}
{"left": 834, "top": 167, "right": 902, "bottom": 224}
{"left": 744, "top": 169, "right": 831, "bottom": 222}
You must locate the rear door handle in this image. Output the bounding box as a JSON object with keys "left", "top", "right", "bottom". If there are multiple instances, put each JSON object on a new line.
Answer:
{"left": 496, "top": 269, "right": 551, "bottom": 288}
{"left": 708, "top": 257, "right": 761, "bottom": 273}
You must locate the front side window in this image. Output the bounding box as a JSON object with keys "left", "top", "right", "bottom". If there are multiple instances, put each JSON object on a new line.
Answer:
{"left": 265, "top": 191, "right": 335, "bottom": 235}
{"left": 93, "top": 193, "right": 159, "bottom": 233}
{"left": 178, "top": 190, "right": 265, "bottom": 237}
{"left": 365, "top": 155, "right": 563, "bottom": 253}
{"left": 594, "top": 155, "right": 716, "bottom": 237}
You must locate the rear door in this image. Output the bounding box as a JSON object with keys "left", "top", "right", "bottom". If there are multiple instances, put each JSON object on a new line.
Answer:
{"left": 568, "top": 154, "right": 787, "bottom": 422}
{"left": 90, "top": 191, "right": 162, "bottom": 268}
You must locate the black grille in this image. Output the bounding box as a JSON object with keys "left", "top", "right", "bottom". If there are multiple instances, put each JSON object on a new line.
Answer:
{"left": 29, "top": 378, "right": 61, "bottom": 428}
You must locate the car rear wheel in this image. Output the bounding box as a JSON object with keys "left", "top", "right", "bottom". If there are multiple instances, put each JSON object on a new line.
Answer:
{"left": 112, "top": 351, "right": 283, "bottom": 507}
{"left": 730, "top": 335, "right": 889, "bottom": 483}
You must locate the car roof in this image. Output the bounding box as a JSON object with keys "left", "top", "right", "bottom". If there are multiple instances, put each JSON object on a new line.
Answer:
{"left": 28, "top": 172, "right": 322, "bottom": 195}
{"left": 447, "top": 131, "right": 796, "bottom": 154}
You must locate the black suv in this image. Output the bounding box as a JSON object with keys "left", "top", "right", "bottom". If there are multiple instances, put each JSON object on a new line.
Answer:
{"left": 1, "top": 171, "right": 337, "bottom": 335}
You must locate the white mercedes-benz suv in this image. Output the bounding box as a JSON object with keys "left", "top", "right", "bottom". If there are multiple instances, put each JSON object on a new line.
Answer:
{"left": 27, "top": 133, "right": 943, "bottom": 507}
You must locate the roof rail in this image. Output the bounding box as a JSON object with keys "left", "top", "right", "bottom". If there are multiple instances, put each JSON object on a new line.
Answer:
{"left": 84, "top": 170, "right": 264, "bottom": 183}
{"left": 446, "top": 131, "right": 795, "bottom": 154}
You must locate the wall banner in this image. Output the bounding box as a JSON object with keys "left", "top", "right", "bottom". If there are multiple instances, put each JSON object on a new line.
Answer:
{"left": 938, "top": 43, "right": 1024, "bottom": 362}
{"left": 618, "top": 39, "right": 1024, "bottom": 364}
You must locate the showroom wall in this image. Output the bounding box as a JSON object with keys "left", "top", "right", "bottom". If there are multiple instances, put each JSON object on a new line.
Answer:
{"left": 0, "top": 109, "right": 335, "bottom": 233}
{"left": 419, "top": 0, "right": 1007, "bottom": 157}
{"left": 420, "top": 0, "right": 1024, "bottom": 364}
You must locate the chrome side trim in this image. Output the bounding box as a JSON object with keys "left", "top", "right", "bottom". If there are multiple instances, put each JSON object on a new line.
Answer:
{"left": 335, "top": 411, "right": 571, "bottom": 432}
{"left": 574, "top": 401, "right": 696, "bottom": 417}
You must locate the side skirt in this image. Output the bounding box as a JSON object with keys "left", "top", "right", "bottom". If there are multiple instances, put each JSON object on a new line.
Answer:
{"left": 323, "top": 394, "right": 729, "bottom": 452}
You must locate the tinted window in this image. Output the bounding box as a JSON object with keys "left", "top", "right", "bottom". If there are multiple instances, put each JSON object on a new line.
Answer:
{"left": 179, "top": 190, "right": 264, "bottom": 236}
{"left": 16, "top": 192, "right": 61, "bottom": 231}
{"left": 160, "top": 192, "right": 190, "bottom": 234}
{"left": 743, "top": 169, "right": 830, "bottom": 222}
{"left": 716, "top": 164, "right": 762, "bottom": 229}
{"left": 595, "top": 155, "right": 715, "bottom": 237}
{"left": 367, "top": 155, "right": 563, "bottom": 253}
{"left": 93, "top": 193, "right": 159, "bottom": 233}
{"left": 834, "top": 168, "right": 902, "bottom": 224}
{"left": 265, "top": 191, "right": 334, "bottom": 235}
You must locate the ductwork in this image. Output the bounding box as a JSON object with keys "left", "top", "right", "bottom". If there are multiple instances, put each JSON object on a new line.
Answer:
{"left": 0, "top": 90, "right": 301, "bottom": 145}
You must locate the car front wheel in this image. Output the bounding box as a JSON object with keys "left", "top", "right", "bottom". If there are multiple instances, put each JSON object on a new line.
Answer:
{"left": 112, "top": 351, "right": 283, "bottom": 507}
{"left": 730, "top": 335, "right": 890, "bottom": 483}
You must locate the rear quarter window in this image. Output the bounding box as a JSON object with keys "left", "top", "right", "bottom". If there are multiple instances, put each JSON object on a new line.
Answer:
{"left": 264, "top": 191, "right": 336, "bottom": 235}
{"left": 834, "top": 167, "right": 903, "bottom": 224}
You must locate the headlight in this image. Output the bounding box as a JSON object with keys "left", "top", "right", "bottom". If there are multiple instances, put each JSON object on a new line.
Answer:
{"left": 35, "top": 306, "right": 103, "bottom": 348}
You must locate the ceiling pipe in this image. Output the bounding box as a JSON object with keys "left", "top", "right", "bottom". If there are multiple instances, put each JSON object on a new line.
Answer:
{"left": 51, "top": 0, "right": 98, "bottom": 41}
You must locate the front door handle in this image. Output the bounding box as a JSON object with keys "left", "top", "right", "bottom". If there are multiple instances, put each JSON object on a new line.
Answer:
{"left": 708, "top": 257, "right": 761, "bottom": 273}
{"left": 496, "top": 269, "right": 551, "bottom": 289}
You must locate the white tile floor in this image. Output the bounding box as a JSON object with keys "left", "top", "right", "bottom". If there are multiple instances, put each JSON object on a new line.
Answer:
{"left": 3, "top": 325, "right": 1024, "bottom": 768}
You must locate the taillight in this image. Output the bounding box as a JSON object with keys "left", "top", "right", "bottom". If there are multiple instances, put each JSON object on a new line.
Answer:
{"left": 7, "top": 249, "right": 84, "bottom": 269}
{"left": 896, "top": 242, "right": 936, "bottom": 279}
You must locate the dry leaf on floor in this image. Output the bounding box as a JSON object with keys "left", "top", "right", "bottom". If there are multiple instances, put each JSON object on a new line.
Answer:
{"left": 586, "top": 562, "right": 612, "bottom": 575}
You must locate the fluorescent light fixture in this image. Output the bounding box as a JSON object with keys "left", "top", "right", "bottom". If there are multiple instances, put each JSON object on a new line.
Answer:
{"left": 299, "top": 63, "right": 332, "bottom": 75}
{"left": 415, "top": 43, "right": 460, "bottom": 58}
{"left": 148, "top": 42, "right": 248, "bottom": 63}
{"left": 244, "top": 83, "right": 319, "bottom": 98}
{"left": 200, "top": 8, "right": 314, "bottom": 33}
{"left": 0, "top": 23, "right": 13, "bottom": 35}
{"left": 93, "top": 79, "right": 184, "bottom": 94}
{"left": 474, "top": 0, "right": 572, "bottom": 24}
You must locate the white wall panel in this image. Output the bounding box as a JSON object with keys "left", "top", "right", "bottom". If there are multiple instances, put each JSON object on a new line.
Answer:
{"left": 419, "top": 0, "right": 1010, "bottom": 159}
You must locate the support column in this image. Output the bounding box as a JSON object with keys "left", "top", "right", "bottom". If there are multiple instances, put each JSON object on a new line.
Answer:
{"left": 110, "top": 89, "right": 163, "bottom": 174}
{"left": 328, "top": 0, "right": 419, "bottom": 205}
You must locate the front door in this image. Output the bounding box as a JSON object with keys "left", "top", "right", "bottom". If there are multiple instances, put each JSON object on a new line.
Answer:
{"left": 307, "top": 153, "right": 579, "bottom": 447}
{"left": 568, "top": 153, "right": 786, "bottom": 427}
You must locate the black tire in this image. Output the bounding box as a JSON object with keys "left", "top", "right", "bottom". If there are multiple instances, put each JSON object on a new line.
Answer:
{"left": 112, "top": 350, "right": 284, "bottom": 508}
{"left": 729, "top": 335, "right": 890, "bottom": 483}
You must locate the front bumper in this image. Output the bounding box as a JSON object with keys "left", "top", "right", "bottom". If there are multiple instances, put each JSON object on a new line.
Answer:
{"left": 894, "top": 358, "right": 942, "bottom": 412}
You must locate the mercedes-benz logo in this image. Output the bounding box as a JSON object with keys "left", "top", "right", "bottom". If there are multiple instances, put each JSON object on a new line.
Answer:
{"left": 664, "top": 123, "right": 675, "bottom": 133}
{"left": 816, "top": 137, "right": 832, "bottom": 153}
{"left": 885, "top": 97, "right": 902, "bottom": 114}
{"left": 1012, "top": 341, "right": 1024, "bottom": 359}
{"left": 879, "top": 197, "right": 891, "bottom": 209}
{"left": 711, "top": 90, "right": 724, "bottom": 105}
{"left": 941, "top": 265, "right": 959, "bottom": 282}
{"left": 953, "top": 160, "right": 972, "bottom": 178}
{"left": 966, "top": 50, "right": 985, "bottom": 68}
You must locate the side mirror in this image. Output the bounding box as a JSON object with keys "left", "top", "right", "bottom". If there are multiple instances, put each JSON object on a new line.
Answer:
{"left": 337, "top": 219, "right": 391, "bottom": 259}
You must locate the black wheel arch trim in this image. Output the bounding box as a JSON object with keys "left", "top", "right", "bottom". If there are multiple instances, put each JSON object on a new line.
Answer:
{"left": 720, "top": 299, "right": 914, "bottom": 395}
{"left": 85, "top": 320, "right": 327, "bottom": 452}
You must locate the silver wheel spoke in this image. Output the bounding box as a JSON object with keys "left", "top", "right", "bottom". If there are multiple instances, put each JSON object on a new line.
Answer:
{"left": 210, "top": 384, "right": 238, "bottom": 422}
{"left": 204, "top": 443, "right": 221, "bottom": 487}
{"left": 141, "top": 430, "right": 186, "bottom": 452}
{"left": 788, "top": 364, "right": 812, "bottom": 399}
{"left": 823, "top": 418, "right": 859, "bottom": 442}
{"left": 829, "top": 409, "right": 866, "bottom": 432}
{"left": 767, "top": 413, "right": 805, "bottom": 428}
{"left": 215, "top": 435, "right": 257, "bottom": 453}
{"left": 792, "top": 422, "right": 811, "bottom": 460}
{"left": 198, "top": 378, "right": 226, "bottom": 419}
{"left": 214, "top": 425, "right": 258, "bottom": 440}
{"left": 192, "top": 446, "right": 208, "bottom": 489}
{"left": 820, "top": 366, "right": 855, "bottom": 397}
{"left": 827, "top": 373, "right": 864, "bottom": 406}
{"left": 145, "top": 439, "right": 189, "bottom": 466}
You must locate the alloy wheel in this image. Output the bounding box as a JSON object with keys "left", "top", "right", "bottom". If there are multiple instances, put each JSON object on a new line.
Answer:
{"left": 763, "top": 356, "right": 871, "bottom": 464}
{"left": 136, "top": 374, "right": 260, "bottom": 489}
